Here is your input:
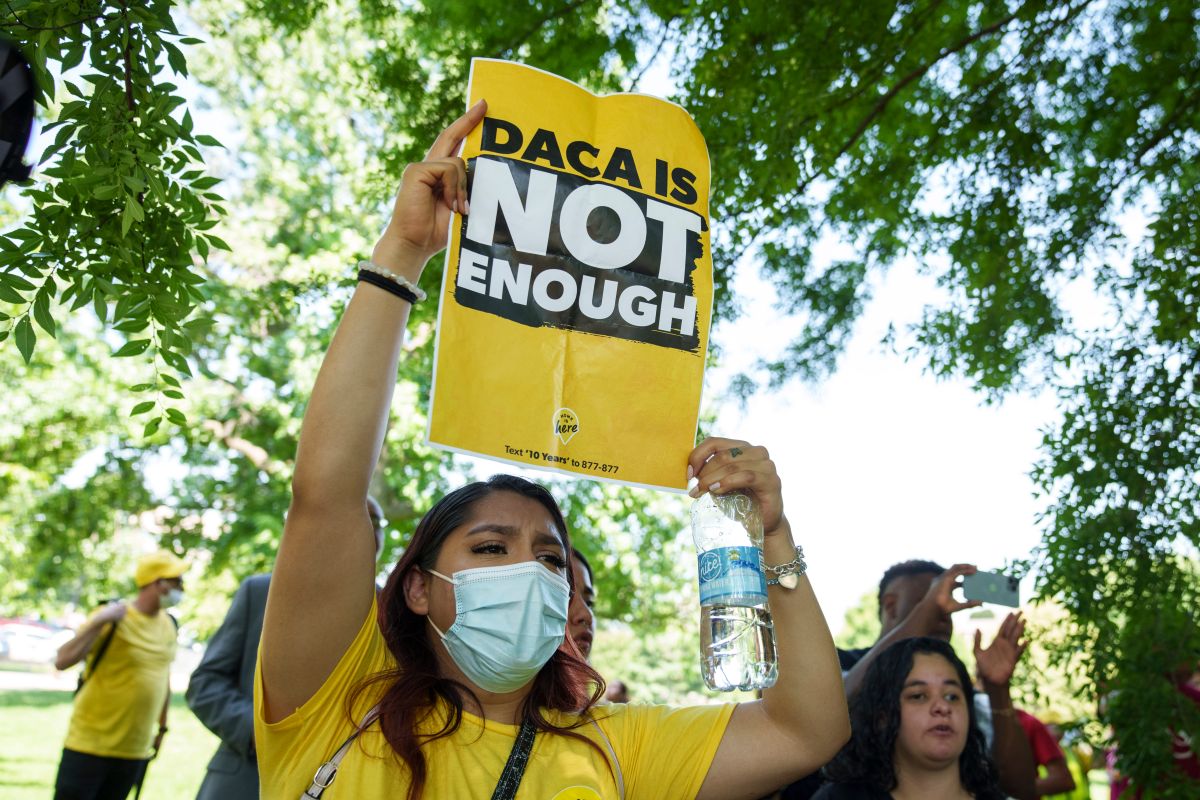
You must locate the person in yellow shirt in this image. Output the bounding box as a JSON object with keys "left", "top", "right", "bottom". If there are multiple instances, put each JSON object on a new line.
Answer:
{"left": 255, "top": 102, "right": 851, "bottom": 800}
{"left": 53, "top": 551, "right": 184, "bottom": 800}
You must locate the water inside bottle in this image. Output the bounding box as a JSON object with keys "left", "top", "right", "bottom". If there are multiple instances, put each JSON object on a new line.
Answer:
{"left": 701, "top": 604, "right": 778, "bottom": 691}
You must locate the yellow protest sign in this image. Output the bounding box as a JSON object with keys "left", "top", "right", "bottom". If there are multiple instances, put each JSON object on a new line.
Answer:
{"left": 427, "top": 59, "right": 711, "bottom": 492}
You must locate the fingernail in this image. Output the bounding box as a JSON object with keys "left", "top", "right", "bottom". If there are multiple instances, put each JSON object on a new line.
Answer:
{"left": 471, "top": 98, "right": 485, "bottom": 109}
{"left": 688, "top": 485, "right": 701, "bottom": 498}
{"left": 462, "top": 197, "right": 470, "bottom": 215}
{"left": 453, "top": 199, "right": 460, "bottom": 215}
{"left": 709, "top": 481, "right": 721, "bottom": 492}
{"left": 686, "top": 464, "right": 694, "bottom": 481}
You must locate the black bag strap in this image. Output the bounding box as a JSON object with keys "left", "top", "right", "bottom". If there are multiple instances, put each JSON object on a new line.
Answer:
{"left": 490, "top": 719, "right": 537, "bottom": 800}
{"left": 301, "top": 710, "right": 538, "bottom": 799}
{"left": 74, "top": 619, "right": 119, "bottom": 696}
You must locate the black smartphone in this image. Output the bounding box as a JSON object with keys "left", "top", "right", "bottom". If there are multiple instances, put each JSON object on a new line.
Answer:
{"left": 962, "top": 570, "right": 1020, "bottom": 608}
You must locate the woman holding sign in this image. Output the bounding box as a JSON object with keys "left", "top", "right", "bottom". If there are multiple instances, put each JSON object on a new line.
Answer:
{"left": 255, "top": 100, "right": 849, "bottom": 800}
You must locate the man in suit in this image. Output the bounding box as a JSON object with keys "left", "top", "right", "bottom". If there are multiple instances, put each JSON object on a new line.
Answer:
{"left": 186, "top": 498, "right": 385, "bottom": 800}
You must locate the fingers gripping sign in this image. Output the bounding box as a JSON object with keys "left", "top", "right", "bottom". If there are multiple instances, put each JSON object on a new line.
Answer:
{"left": 372, "top": 100, "right": 488, "bottom": 278}
{"left": 687, "top": 437, "right": 785, "bottom": 535}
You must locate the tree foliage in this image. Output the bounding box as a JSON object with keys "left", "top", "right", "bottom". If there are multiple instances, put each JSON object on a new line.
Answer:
{"left": 1, "top": 0, "right": 224, "bottom": 436}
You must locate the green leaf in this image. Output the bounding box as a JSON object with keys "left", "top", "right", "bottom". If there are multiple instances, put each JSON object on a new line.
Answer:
{"left": 191, "top": 176, "right": 221, "bottom": 190}
{"left": 2, "top": 272, "right": 36, "bottom": 291}
{"left": 206, "top": 235, "right": 232, "bottom": 251}
{"left": 162, "top": 349, "right": 192, "bottom": 376}
{"left": 164, "top": 41, "right": 188, "bottom": 77}
{"left": 32, "top": 290, "right": 55, "bottom": 337}
{"left": 195, "top": 135, "right": 224, "bottom": 148}
{"left": 130, "top": 401, "right": 156, "bottom": 416}
{"left": 165, "top": 408, "right": 187, "bottom": 425}
{"left": 161, "top": 373, "right": 181, "bottom": 388}
{"left": 114, "top": 318, "right": 150, "bottom": 333}
{"left": 162, "top": 389, "right": 184, "bottom": 400}
{"left": 143, "top": 417, "right": 162, "bottom": 438}
{"left": 93, "top": 292, "right": 108, "bottom": 325}
{"left": 121, "top": 196, "right": 137, "bottom": 237}
{"left": 0, "top": 283, "right": 25, "bottom": 304}
{"left": 14, "top": 317, "right": 34, "bottom": 363}
{"left": 112, "top": 339, "right": 151, "bottom": 357}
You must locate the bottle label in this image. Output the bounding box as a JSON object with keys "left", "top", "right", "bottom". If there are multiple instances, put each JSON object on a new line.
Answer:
{"left": 697, "top": 546, "right": 767, "bottom": 606}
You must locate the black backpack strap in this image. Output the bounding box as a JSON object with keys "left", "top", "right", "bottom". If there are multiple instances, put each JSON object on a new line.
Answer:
{"left": 75, "top": 620, "right": 119, "bottom": 695}
{"left": 490, "top": 719, "right": 537, "bottom": 800}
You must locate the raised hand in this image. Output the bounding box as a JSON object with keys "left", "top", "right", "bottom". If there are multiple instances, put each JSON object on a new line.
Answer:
{"left": 921, "top": 563, "right": 983, "bottom": 617}
{"left": 974, "top": 611, "right": 1027, "bottom": 688}
{"left": 371, "top": 99, "right": 488, "bottom": 276}
{"left": 688, "top": 438, "right": 785, "bottom": 536}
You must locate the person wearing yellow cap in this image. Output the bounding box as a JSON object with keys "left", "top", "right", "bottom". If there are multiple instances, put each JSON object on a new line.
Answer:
{"left": 52, "top": 550, "right": 185, "bottom": 800}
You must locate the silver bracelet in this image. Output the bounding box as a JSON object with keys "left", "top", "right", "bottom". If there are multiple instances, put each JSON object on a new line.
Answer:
{"left": 765, "top": 545, "right": 807, "bottom": 589}
{"left": 356, "top": 260, "right": 428, "bottom": 302}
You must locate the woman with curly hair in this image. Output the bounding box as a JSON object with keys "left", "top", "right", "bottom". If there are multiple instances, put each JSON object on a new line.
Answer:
{"left": 814, "top": 637, "right": 1004, "bottom": 800}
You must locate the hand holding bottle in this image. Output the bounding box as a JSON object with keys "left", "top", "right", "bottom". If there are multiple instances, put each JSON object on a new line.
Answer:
{"left": 687, "top": 437, "right": 785, "bottom": 535}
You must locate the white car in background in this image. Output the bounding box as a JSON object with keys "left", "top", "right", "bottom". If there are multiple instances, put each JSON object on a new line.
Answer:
{"left": 0, "top": 619, "right": 73, "bottom": 665}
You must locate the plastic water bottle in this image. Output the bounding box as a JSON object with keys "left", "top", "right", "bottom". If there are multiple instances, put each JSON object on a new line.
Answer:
{"left": 691, "top": 490, "right": 778, "bottom": 691}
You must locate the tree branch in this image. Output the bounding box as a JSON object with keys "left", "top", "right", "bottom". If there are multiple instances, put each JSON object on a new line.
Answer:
{"left": 3, "top": 1, "right": 103, "bottom": 31}
{"left": 121, "top": 2, "right": 134, "bottom": 111}
{"left": 810, "top": 10, "right": 1022, "bottom": 190}
{"left": 627, "top": 16, "right": 676, "bottom": 92}
{"left": 499, "top": 0, "right": 595, "bottom": 57}
{"left": 793, "top": 0, "right": 949, "bottom": 133}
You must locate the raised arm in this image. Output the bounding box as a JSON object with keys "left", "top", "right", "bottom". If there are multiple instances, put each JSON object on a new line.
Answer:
{"left": 260, "top": 101, "right": 486, "bottom": 723}
{"left": 689, "top": 438, "right": 851, "bottom": 800}
{"left": 55, "top": 601, "right": 125, "bottom": 671}
{"left": 841, "top": 563, "right": 981, "bottom": 696}
{"left": 975, "top": 612, "right": 1037, "bottom": 800}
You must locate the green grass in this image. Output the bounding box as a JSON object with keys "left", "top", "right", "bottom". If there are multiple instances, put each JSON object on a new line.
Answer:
{"left": 0, "top": 689, "right": 220, "bottom": 799}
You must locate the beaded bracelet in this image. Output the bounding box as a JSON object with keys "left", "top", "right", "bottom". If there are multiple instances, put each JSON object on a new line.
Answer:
{"left": 355, "top": 260, "right": 428, "bottom": 303}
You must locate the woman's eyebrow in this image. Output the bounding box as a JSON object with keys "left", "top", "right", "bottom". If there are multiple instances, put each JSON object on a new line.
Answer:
{"left": 902, "top": 678, "right": 963, "bottom": 688}
{"left": 465, "top": 523, "right": 519, "bottom": 537}
{"left": 465, "top": 524, "right": 566, "bottom": 549}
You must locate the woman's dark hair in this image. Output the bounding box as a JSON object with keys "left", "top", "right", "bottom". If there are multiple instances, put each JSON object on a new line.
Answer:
{"left": 349, "top": 475, "right": 606, "bottom": 800}
{"left": 572, "top": 547, "right": 594, "bottom": 583}
{"left": 823, "top": 637, "right": 1003, "bottom": 800}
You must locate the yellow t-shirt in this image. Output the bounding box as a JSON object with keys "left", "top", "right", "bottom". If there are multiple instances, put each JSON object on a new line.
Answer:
{"left": 255, "top": 597, "right": 734, "bottom": 799}
{"left": 65, "top": 606, "right": 177, "bottom": 759}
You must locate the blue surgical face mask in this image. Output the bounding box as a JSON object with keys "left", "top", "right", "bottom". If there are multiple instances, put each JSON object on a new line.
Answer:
{"left": 426, "top": 561, "right": 570, "bottom": 694}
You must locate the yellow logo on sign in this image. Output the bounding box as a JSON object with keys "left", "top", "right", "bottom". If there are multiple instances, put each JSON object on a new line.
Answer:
{"left": 554, "top": 407, "right": 580, "bottom": 445}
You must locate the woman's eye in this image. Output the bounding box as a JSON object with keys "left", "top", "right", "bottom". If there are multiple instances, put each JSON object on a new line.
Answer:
{"left": 473, "top": 543, "right": 506, "bottom": 555}
{"left": 945, "top": 692, "right": 961, "bottom": 702}
{"left": 906, "top": 693, "right": 926, "bottom": 702}
{"left": 539, "top": 553, "right": 567, "bottom": 568}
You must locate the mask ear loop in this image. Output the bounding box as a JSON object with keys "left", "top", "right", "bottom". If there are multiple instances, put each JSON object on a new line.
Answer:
{"left": 423, "top": 568, "right": 455, "bottom": 640}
